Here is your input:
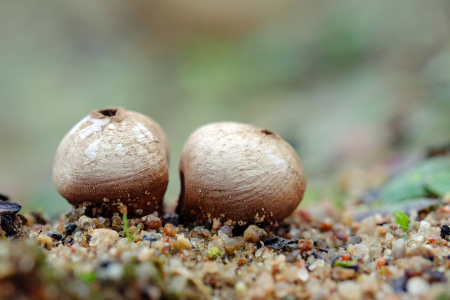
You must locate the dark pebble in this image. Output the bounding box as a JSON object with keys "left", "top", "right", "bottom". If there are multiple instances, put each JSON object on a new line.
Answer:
{"left": 423, "top": 270, "right": 447, "bottom": 283}
{"left": 440, "top": 225, "right": 450, "bottom": 240}
{"left": 64, "top": 223, "right": 77, "bottom": 235}
{"left": 0, "top": 200, "right": 21, "bottom": 215}
{"left": 142, "top": 232, "right": 162, "bottom": 242}
{"left": 100, "top": 260, "right": 111, "bottom": 268}
{"left": 86, "top": 235, "right": 91, "bottom": 243}
{"left": 391, "top": 276, "right": 408, "bottom": 292}
{"left": 312, "top": 251, "right": 326, "bottom": 261}
{"left": 47, "top": 231, "right": 63, "bottom": 241}
{"left": 348, "top": 236, "right": 363, "bottom": 245}
{"left": 162, "top": 213, "right": 179, "bottom": 226}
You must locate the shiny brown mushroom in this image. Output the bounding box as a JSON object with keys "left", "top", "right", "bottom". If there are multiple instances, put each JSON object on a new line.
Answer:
{"left": 53, "top": 107, "right": 169, "bottom": 217}
{"left": 176, "top": 122, "right": 306, "bottom": 226}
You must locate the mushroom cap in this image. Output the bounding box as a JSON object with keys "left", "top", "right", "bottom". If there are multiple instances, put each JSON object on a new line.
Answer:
{"left": 53, "top": 107, "right": 169, "bottom": 217}
{"left": 176, "top": 122, "right": 306, "bottom": 225}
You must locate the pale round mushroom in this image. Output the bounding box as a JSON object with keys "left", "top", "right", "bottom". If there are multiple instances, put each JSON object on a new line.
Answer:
{"left": 176, "top": 122, "right": 306, "bottom": 226}
{"left": 53, "top": 107, "right": 169, "bottom": 217}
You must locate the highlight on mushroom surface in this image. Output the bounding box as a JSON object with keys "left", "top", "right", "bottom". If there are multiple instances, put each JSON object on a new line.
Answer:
{"left": 53, "top": 107, "right": 169, "bottom": 217}
{"left": 176, "top": 122, "right": 306, "bottom": 226}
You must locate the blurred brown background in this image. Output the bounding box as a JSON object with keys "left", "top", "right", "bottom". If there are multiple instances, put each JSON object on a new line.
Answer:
{"left": 1, "top": 0, "right": 450, "bottom": 217}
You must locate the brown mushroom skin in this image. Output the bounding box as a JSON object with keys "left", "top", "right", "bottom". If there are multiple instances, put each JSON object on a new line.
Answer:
{"left": 176, "top": 122, "right": 306, "bottom": 226}
{"left": 53, "top": 107, "right": 169, "bottom": 217}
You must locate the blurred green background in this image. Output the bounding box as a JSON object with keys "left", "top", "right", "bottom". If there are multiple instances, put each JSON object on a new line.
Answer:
{"left": 1, "top": 0, "right": 450, "bottom": 217}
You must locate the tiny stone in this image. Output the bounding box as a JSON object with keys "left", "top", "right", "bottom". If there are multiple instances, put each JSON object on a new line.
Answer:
{"left": 223, "top": 236, "right": 244, "bottom": 253}
{"left": 47, "top": 231, "right": 63, "bottom": 241}
{"left": 164, "top": 224, "right": 178, "bottom": 236}
{"left": 418, "top": 221, "right": 431, "bottom": 235}
{"left": 189, "top": 238, "right": 203, "bottom": 248}
{"left": 143, "top": 214, "right": 162, "bottom": 229}
{"left": 37, "top": 235, "right": 53, "bottom": 245}
{"left": 79, "top": 216, "right": 95, "bottom": 231}
{"left": 348, "top": 244, "right": 368, "bottom": 256}
{"left": 90, "top": 229, "right": 119, "bottom": 247}
{"left": 142, "top": 232, "right": 163, "bottom": 243}
{"left": 212, "top": 218, "right": 222, "bottom": 230}
{"left": 64, "top": 223, "right": 77, "bottom": 235}
{"left": 407, "top": 277, "right": 430, "bottom": 296}
{"left": 386, "top": 232, "right": 394, "bottom": 241}
{"left": 176, "top": 236, "right": 192, "bottom": 249}
{"left": 56, "top": 224, "right": 65, "bottom": 233}
{"left": 297, "top": 267, "right": 309, "bottom": 282}
{"left": 332, "top": 267, "right": 356, "bottom": 280}
{"left": 348, "top": 236, "right": 362, "bottom": 245}
{"left": 298, "top": 239, "right": 314, "bottom": 252}
{"left": 162, "top": 213, "right": 179, "bottom": 226}
{"left": 337, "top": 281, "right": 362, "bottom": 300}
{"left": 274, "top": 281, "right": 291, "bottom": 299}
{"left": 243, "top": 225, "right": 267, "bottom": 243}
{"left": 218, "top": 226, "right": 232, "bottom": 238}
{"left": 391, "top": 239, "right": 406, "bottom": 259}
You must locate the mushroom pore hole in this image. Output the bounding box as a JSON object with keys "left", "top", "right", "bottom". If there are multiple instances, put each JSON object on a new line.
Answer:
{"left": 261, "top": 129, "right": 274, "bottom": 135}
{"left": 99, "top": 109, "right": 117, "bottom": 117}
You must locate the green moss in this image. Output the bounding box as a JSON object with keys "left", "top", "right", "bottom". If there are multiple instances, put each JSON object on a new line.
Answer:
{"left": 207, "top": 247, "right": 222, "bottom": 259}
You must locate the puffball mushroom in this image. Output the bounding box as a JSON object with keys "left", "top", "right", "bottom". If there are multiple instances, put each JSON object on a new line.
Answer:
{"left": 176, "top": 122, "right": 306, "bottom": 226}
{"left": 53, "top": 107, "right": 169, "bottom": 217}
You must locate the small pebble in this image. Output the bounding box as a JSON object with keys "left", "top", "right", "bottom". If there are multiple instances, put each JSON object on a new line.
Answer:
{"left": 176, "top": 236, "right": 192, "bottom": 249}
{"left": 407, "top": 277, "right": 430, "bottom": 296}
{"left": 223, "top": 236, "right": 245, "bottom": 253}
{"left": 391, "top": 239, "right": 406, "bottom": 259}
{"left": 348, "top": 236, "right": 362, "bottom": 245}
{"left": 64, "top": 223, "right": 77, "bottom": 235}
{"left": 298, "top": 239, "right": 314, "bottom": 252}
{"left": 332, "top": 267, "right": 356, "bottom": 280}
{"left": 337, "top": 281, "right": 362, "bottom": 300}
{"left": 297, "top": 267, "right": 309, "bottom": 282}
{"left": 79, "top": 216, "right": 95, "bottom": 231}
{"left": 47, "top": 231, "right": 63, "bottom": 241}
{"left": 164, "top": 224, "right": 178, "bottom": 237}
{"left": 243, "top": 225, "right": 267, "bottom": 243}
{"left": 143, "top": 232, "right": 163, "bottom": 243}
{"left": 418, "top": 221, "right": 431, "bottom": 235}
{"left": 162, "top": 213, "right": 179, "bottom": 226}
{"left": 143, "top": 214, "right": 162, "bottom": 229}
{"left": 89, "top": 229, "right": 119, "bottom": 247}
{"left": 37, "top": 235, "right": 53, "bottom": 245}
{"left": 212, "top": 218, "right": 222, "bottom": 230}
{"left": 218, "top": 226, "right": 232, "bottom": 238}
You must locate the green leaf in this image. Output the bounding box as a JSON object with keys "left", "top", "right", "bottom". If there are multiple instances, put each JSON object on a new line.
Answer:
{"left": 122, "top": 214, "right": 133, "bottom": 243}
{"left": 79, "top": 272, "right": 97, "bottom": 283}
{"left": 380, "top": 157, "right": 450, "bottom": 202}
{"left": 425, "top": 172, "right": 450, "bottom": 197}
{"left": 334, "top": 260, "right": 358, "bottom": 268}
{"left": 394, "top": 211, "right": 410, "bottom": 232}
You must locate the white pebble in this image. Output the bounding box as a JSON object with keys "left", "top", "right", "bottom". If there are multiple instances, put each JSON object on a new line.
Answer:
{"left": 89, "top": 229, "right": 119, "bottom": 247}
{"left": 391, "top": 239, "right": 406, "bottom": 259}
{"left": 385, "top": 232, "right": 394, "bottom": 241}
{"left": 418, "top": 221, "right": 431, "bottom": 235}
{"left": 407, "top": 277, "right": 430, "bottom": 296}
{"left": 297, "top": 268, "right": 309, "bottom": 282}
{"left": 337, "top": 281, "right": 362, "bottom": 300}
